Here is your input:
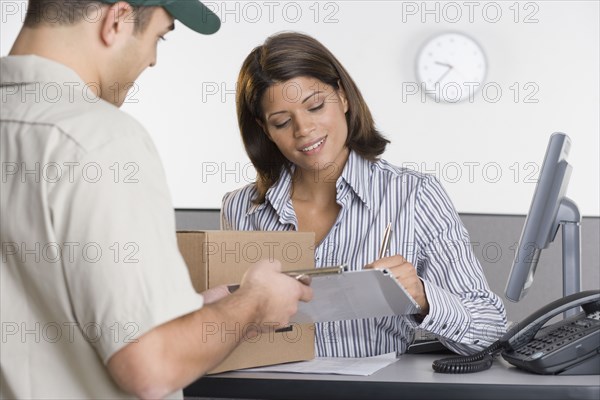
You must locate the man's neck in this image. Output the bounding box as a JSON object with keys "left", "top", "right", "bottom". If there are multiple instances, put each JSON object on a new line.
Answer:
{"left": 10, "top": 26, "right": 101, "bottom": 96}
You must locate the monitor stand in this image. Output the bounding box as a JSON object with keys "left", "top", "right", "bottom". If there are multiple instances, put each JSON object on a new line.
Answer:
{"left": 556, "top": 197, "right": 581, "bottom": 318}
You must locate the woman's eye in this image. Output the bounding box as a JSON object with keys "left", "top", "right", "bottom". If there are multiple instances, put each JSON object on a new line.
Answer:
{"left": 309, "top": 103, "right": 324, "bottom": 112}
{"left": 274, "top": 120, "right": 290, "bottom": 129}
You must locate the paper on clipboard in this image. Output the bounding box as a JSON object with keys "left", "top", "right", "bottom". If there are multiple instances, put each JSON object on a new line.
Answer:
{"left": 291, "top": 269, "right": 421, "bottom": 323}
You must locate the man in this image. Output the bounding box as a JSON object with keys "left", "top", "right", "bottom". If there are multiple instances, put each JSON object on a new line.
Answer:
{"left": 0, "top": 1, "right": 312, "bottom": 398}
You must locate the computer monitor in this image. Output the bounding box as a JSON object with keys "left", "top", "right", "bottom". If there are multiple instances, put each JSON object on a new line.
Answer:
{"left": 505, "top": 132, "right": 582, "bottom": 305}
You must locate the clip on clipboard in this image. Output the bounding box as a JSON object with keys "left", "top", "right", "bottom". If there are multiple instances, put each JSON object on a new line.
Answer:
{"left": 291, "top": 268, "right": 421, "bottom": 324}
{"left": 226, "top": 265, "right": 345, "bottom": 294}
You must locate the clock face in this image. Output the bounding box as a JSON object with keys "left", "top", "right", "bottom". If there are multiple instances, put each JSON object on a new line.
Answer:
{"left": 416, "top": 32, "right": 487, "bottom": 103}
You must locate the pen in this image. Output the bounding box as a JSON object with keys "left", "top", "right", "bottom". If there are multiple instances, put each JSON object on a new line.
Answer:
{"left": 378, "top": 222, "right": 392, "bottom": 259}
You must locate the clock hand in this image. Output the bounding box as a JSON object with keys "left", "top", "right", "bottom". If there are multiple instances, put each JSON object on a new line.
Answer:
{"left": 432, "top": 61, "right": 454, "bottom": 84}
{"left": 435, "top": 65, "right": 453, "bottom": 84}
{"left": 434, "top": 61, "right": 453, "bottom": 68}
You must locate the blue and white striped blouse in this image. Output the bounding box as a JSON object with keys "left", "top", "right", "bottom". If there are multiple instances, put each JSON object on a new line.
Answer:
{"left": 221, "top": 150, "right": 507, "bottom": 357}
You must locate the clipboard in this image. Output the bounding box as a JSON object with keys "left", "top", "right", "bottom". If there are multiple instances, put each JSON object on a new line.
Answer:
{"left": 291, "top": 268, "right": 421, "bottom": 323}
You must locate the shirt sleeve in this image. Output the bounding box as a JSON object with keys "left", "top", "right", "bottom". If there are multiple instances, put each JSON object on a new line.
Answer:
{"left": 220, "top": 191, "right": 235, "bottom": 230}
{"left": 50, "top": 126, "right": 203, "bottom": 364}
{"left": 408, "top": 175, "right": 507, "bottom": 355}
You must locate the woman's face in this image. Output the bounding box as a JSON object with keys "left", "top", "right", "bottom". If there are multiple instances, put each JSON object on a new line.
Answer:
{"left": 260, "top": 76, "right": 350, "bottom": 176}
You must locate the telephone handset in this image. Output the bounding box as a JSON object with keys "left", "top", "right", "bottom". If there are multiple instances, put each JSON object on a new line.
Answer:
{"left": 432, "top": 290, "right": 600, "bottom": 374}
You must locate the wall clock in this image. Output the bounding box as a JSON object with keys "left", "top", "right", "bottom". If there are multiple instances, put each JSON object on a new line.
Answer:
{"left": 416, "top": 32, "right": 487, "bottom": 103}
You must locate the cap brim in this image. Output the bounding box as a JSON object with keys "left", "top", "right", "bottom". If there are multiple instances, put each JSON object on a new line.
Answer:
{"left": 164, "top": 0, "right": 220, "bottom": 35}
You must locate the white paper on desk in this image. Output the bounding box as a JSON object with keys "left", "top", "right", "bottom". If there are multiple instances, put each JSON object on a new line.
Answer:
{"left": 240, "top": 352, "right": 397, "bottom": 376}
{"left": 291, "top": 269, "right": 420, "bottom": 323}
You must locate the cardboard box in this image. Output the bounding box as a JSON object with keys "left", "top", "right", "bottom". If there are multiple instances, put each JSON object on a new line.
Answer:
{"left": 176, "top": 230, "right": 316, "bottom": 374}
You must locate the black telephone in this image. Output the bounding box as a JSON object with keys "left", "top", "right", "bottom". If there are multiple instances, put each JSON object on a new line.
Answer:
{"left": 432, "top": 290, "right": 600, "bottom": 375}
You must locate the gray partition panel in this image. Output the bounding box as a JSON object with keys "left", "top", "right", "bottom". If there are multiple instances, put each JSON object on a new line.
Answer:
{"left": 176, "top": 209, "right": 221, "bottom": 230}
{"left": 174, "top": 209, "right": 600, "bottom": 322}
{"left": 460, "top": 214, "right": 599, "bottom": 322}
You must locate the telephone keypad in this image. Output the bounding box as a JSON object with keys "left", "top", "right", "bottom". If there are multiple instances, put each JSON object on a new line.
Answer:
{"left": 514, "top": 316, "right": 600, "bottom": 360}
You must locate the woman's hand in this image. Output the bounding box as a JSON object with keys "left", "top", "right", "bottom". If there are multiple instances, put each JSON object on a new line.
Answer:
{"left": 365, "top": 255, "right": 430, "bottom": 315}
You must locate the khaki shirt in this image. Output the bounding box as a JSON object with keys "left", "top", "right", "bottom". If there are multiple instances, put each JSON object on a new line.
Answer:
{"left": 0, "top": 55, "right": 203, "bottom": 399}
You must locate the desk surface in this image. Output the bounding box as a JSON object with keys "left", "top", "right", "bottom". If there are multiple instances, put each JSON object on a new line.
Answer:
{"left": 185, "top": 354, "right": 600, "bottom": 400}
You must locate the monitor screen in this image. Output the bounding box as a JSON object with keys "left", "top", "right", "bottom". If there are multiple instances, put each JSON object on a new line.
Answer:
{"left": 505, "top": 133, "right": 573, "bottom": 302}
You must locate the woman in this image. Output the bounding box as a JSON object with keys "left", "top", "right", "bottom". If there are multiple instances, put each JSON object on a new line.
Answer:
{"left": 222, "top": 32, "right": 507, "bottom": 357}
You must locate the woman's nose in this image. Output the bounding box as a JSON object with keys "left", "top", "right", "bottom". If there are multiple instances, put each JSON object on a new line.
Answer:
{"left": 293, "top": 115, "right": 315, "bottom": 138}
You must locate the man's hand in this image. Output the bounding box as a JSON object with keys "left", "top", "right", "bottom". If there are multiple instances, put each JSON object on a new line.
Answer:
{"left": 200, "top": 285, "right": 231, "bottom": 305}
{"left": 107, "top": 259, "right": 313, "bottom": 398}
{"left": 365, "top": 255, "right": 429, "bottom": 315}
{"left": 235, "top": 259, "right": 313, "bottom": 332}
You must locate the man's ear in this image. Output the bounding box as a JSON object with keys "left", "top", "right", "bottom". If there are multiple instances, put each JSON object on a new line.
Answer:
{"left": 337, "top": 80, "right": 349, "bottom": 114}
{"left": 256, "top": 118, "right": 273, "bottom": 141}
{"left": 100, "top": 2, "right": 135, "bottom": 47}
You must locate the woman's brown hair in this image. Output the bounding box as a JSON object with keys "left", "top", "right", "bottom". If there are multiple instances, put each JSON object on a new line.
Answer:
{"left": 236, "top": 32, "right": 389, "bottom": 203}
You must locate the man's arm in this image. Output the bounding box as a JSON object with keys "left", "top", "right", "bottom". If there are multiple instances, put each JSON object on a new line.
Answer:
{"left": 107, "top": 260, "right": 312, "bottom": 399}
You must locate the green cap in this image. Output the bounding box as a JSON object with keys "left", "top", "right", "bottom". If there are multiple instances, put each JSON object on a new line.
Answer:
{"left": 100, "top": 0, "right": 221, "bottom": 35}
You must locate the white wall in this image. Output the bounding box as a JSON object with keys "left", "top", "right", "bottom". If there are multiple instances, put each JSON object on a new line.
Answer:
{"left": 2, "top": 1, "right": 599, "bottom": 215}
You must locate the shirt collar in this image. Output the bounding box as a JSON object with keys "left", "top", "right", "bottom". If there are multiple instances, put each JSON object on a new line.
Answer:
{"left": 246, "top": 163, "right": 292, "bottom": 212}
{"left": 338, "top": 150, "right": 374, "bottom": 210}
{"left": 265, "top": 166, "right": 294, "bottom": 211}
{"left": 248, "top": 150, "right": 374, "bottom": 218}
{"left": 247, "top": 164, "right": 296, "bottom": 225}
{"left": 1, "top": 55, "right": 86, "bottom": 87}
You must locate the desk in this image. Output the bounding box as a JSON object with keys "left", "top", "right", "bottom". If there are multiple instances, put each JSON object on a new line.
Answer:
{"left": 184, "top": 354, "right": 600, "bottom": 400}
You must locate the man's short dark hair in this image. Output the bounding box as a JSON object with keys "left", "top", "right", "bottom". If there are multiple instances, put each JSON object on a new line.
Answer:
{"left": 24, "top": 0, "right": 156, "bottom": 33}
